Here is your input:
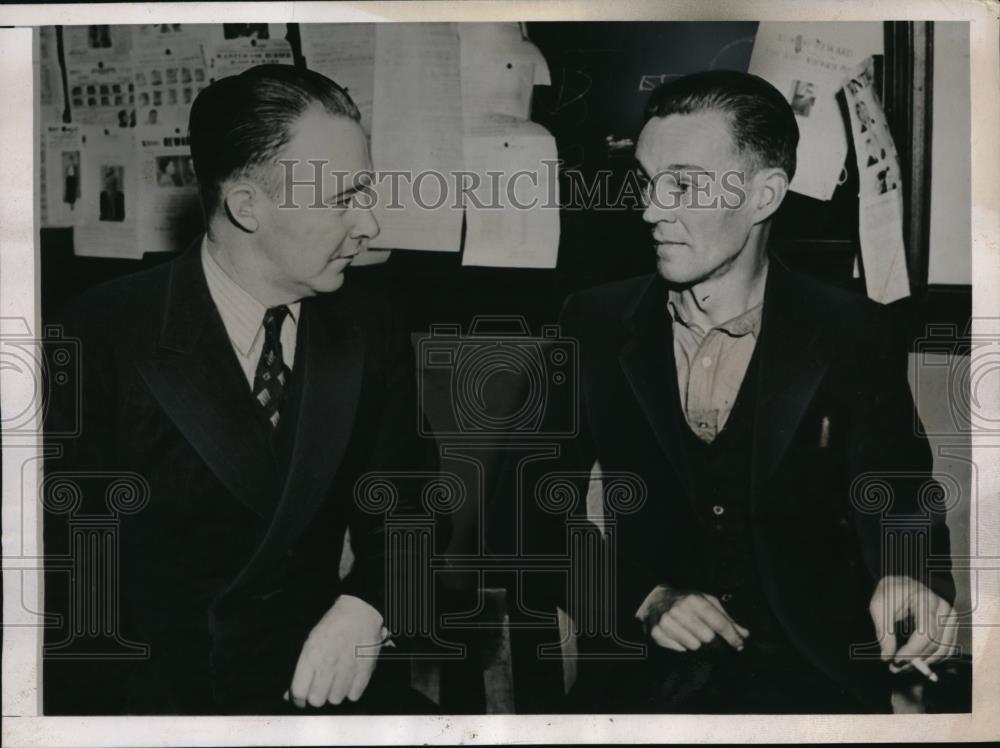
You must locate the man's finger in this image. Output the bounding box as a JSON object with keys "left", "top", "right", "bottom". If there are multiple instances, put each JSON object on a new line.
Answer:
{"left": 671, "top": 605, "right": 717, "bottom": 644}
{"left": 651, "top": 625, "right": 686, "bottom": 652}
{"left": 926, "top": 609, "right": 959, "bottom": 665}
{"left": 694, "top": 603, "right": 745, "bottom": 650}
{"left": 327, "top": 663, "right": 355, "bottom": 706}
{"left": 913, "top": 593, "right": 946, "bottom": 651}
{"left": 347, "top": 662, "right": 375, "bottom": 702}
{"left": 307, "top": 667, "right": 335, "bottom": 708}
{"left": 869, "top": 596, "right": 896, "bottom": 662}
{"left": 701, "top": 594, "right": 731, "bottom": 619}
{"left": 895, "top": 629, "right": 936, "bottom": 664}
{"left": 289, "top": 653, "right": 315, "bottom": 709}
{"left": 702, "top": 595, "right": 750, "bottom": 640}
{"left": 658, "top": 613, "right": 703, "bottom": 650}
{"left": 925, "top": 639, "right": 956, "bottom": 666}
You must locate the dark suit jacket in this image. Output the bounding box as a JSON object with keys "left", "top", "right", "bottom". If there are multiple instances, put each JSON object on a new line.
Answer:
{"left": 99, "top": 189, "right": 125, "bottom": 222}
{"left": 554, "top": 256, "right": 954, "bottom": 708}
{"left": 43, "top": 244, "right": 430, "bottom": 714}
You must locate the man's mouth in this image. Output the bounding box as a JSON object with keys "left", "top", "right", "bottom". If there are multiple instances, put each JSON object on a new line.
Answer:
{"left": 335, "top": 246, "right": 362, "bottom": 264}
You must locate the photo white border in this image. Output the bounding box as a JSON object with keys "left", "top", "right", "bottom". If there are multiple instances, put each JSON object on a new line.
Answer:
{"left": 2, "top": 1, "right": 998, "bottom": 745}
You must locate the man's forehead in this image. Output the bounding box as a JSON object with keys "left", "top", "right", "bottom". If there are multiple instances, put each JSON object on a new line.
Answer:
{"left": 636, "top": 111, "right": 738, "bottom": 170}
{"left": 285, "top": 108, "right": 371, "bottom": 170}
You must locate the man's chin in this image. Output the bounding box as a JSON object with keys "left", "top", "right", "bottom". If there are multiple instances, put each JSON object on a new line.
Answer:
{"left": 655, "top": 257, "right": 699, "bottom": 286}
{"left": 311, "top": 271, "right": 347, "bottom": 295}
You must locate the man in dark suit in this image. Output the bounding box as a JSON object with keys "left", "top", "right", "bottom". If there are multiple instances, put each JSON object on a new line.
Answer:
{"left": 557, "top": 71, "right": 957, "bottom": 713}
{"left": 99, "top": 170, "right": 125, "bottom": 221}
{"left": 44, "top": 65, "right": 430, "bottom": 715}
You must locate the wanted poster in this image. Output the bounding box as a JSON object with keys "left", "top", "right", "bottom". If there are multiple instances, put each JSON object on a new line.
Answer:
{"left": 74, "top": 126, "right": 141, "bottom": 258}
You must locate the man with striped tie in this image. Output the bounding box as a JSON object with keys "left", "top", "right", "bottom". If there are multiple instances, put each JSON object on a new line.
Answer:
{"left": 44, "top": 65, "right": 431, "bottom": 715}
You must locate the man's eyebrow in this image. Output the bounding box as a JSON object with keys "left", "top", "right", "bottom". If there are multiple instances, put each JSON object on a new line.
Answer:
{"left": 661, "top": 163, "right": 708, "bottom": 173}
{"left": 328, "top": 181, "right": 366, "bottom": 201}
{"left": 635, "top": 163, "right": 710, "bottom": 179}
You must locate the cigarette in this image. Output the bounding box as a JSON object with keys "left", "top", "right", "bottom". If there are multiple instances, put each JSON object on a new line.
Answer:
{"left": 912, "top": 658, "right": 939, "bottom": 683}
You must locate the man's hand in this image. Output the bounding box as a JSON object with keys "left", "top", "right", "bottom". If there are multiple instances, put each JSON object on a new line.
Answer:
{"left": 637, "top": 585, "right": 749, "bottom": 652}
{"left": 284, "top": 594, "right": 385, "bottom": 708}
{"left": 869, "top": 575, "right": 958, "bottom": 675}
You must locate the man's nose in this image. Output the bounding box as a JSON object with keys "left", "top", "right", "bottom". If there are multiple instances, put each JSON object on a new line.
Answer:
{"left": 352, "top": 205, "right": 380, "bottom": 241}
{"left": 642, "top": 195, "right": 677, "bottom": 226}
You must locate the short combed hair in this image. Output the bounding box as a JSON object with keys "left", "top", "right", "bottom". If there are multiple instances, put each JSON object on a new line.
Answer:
{"left": 645, "top": 70, "right": 799, "bottom": 180}
{"left": 188, "top": 64, "right": 361, "bottom": 216}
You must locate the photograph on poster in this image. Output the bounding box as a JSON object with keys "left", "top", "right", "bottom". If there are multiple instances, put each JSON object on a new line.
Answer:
{"left": 98, "top": 164, "right": 125, "bottom": 221}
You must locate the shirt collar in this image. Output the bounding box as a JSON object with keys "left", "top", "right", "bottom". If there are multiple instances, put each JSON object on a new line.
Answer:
{"left": 201, "top": 237, "right": 299, "bottom": 357}
{"left": 667, "top": 280, "right": 765, "bottom": 340}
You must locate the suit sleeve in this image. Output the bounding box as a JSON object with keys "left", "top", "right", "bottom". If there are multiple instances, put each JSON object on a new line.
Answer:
{"left": 847, "top": 305, "right": 955, "bottom": 605}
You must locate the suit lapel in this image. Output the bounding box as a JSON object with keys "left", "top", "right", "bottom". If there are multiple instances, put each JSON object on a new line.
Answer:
{"left": 229, "top": 295, "right": 365, "bottom": 587}
{"left": 136, "top": 243, "right": 280, "bottom": 519}
{"left": 617, "top": 275, "right": 697, "bottom": 505}
{"left": 616, "top": 260, "right": 838, "bottom": 508}
{"left": 750, "top": 259, "right": 836, "bottom": 491}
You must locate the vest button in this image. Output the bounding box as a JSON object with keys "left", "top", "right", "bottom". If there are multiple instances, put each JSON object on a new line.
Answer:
{"left": 721, "top": 593, "right": 733, "bottom": 603}
{"left": 712, "top": 505, "right": 725, "bottom": 516}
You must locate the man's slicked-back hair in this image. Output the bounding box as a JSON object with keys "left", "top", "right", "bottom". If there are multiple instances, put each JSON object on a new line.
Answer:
{"left": 188, "top": 64, "right": 361, "bottom": 216}
{"left": 645, "top": 70, "right": 799, "bottom": 180}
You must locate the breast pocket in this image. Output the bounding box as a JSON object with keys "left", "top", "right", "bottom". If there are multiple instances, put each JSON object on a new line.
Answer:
{"left": 773, "top": 411, "right": 849, "bottom": 517}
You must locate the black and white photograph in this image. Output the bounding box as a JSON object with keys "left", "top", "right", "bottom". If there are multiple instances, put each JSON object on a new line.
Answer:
{"left": 97, "top": 164, "right": 125, "bottom": 221}
{"left": 155, "top": 155, "right": 196, "bottom": 188}
{"left": 61, "top": 150, "right": 79, "bottom": 210}
{"left": 790, "top": 78, "right": 817, "bottom": 116}
{"left": 86, "top": 23, "right": 111, "bottom": 50}
{"left": 1, "top": 2, "right": 998, "bottom": 746}
{"left": 223, "top": 23, "right": 271, "bottom": 41}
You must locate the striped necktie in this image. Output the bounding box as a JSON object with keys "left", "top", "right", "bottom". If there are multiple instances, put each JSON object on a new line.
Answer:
{"left": 252, "top": 305, "right": 292, "bottom": 428}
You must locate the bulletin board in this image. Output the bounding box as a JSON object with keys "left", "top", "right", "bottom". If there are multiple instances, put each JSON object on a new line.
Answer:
{"left": 38, "top": 21, "right": 969, "bottom": 345}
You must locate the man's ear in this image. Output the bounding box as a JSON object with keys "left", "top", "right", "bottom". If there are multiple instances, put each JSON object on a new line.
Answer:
{"left": 223, "top": 182, "right": 260, "bottom": 233}
{"left": 750, "top": 168, "right": 790, "bottom": 225}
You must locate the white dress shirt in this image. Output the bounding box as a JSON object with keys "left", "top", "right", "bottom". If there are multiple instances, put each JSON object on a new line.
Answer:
{"left": 201, "top": 239, "right": 300, "bottom": 388}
